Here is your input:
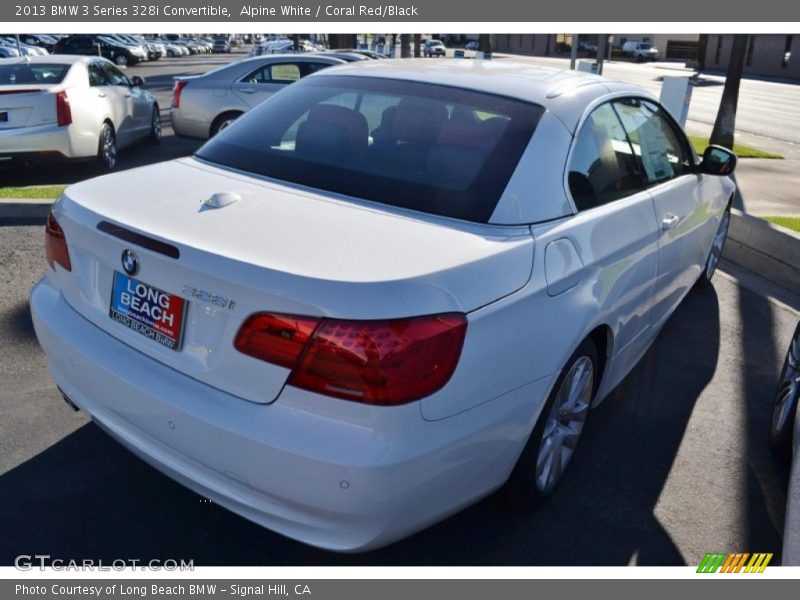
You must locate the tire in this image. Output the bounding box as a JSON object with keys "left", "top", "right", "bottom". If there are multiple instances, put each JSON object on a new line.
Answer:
{"left": 210, "top": 111, "right": 242, "bottom": 137}
{"left": 114, "top": 54, "right": 128, "bottom": 67}
{"left": 696, "top": 203, "right": 731, "bottom": 288}
{"left": 147, "top": 106, "right": 161, "bottom": 145}
{"left": 503, "top": 338, "right": 598, "bottom": 508}
{"left": 770, "top": 323, "right": 800, "bottom": 458}
{"left": 97, "top": 123, "right": 117, "bottom": 171}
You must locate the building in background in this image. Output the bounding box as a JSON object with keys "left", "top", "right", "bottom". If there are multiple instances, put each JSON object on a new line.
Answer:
{"left": 490, "top": 33, "right": 700, "bottom": 61}
{"left": 704, "top": 34, "right": 797, "bottom": 79}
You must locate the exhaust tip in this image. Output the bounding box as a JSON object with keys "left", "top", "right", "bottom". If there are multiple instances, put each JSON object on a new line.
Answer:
{"left": 57, "top": 387, "right": 80, "bottom": 412}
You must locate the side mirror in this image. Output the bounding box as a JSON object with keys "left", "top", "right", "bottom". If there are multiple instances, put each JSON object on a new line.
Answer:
{"left": 700, "top": 144, "right": 737, "bottom": 176}
{"left": 131, "top": 75, "right": 145, "bottom": 87}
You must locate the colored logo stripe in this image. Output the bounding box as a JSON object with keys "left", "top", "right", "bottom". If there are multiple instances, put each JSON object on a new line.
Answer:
{"left": 697, "top": 552, "right": 773, "bottom": 573}
{"left": 697, "top": 552, "right": 726, "bottom": 573}
{"left": 745, "top": 553, "right": 773, "bottom": 573}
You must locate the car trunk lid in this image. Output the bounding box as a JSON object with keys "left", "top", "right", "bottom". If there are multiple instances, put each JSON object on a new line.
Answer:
{"left": 52, "top": 157, "right": 534, "bottom": 404}
{"left": 0, "top": 85, "right": 55, "bottom": 129}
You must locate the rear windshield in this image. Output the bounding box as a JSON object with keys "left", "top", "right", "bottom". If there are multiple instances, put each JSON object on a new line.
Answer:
{"left": 0, "top": 63, "right": 70, "bottom": 85}
{"left": 196, "top": 75, "right": 543, "bottom": 222}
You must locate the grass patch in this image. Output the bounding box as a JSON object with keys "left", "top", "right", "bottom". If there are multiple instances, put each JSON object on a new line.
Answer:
{"left": 0, "top": 185, "right": 67, "bottom": 200}
{"left": 763, "top": 216, "right": 800, "bottom": 233}
{"left": 688, "top": 135, "right": 783, "bottom": 159}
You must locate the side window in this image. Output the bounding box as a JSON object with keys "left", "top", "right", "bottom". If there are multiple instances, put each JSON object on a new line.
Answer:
{"left": 270, "top": 63, "right": 301, "bottom": 83}
{"left": 242, "top": 63, "right": 302, "bottom": 84}
{"left": 613, "top": 98, "right": 693, "bottom": 185}
{"left": 242, "top": 65, "right": 270, "bottom": 83}
{"left": 87, "top": 63, "right": 107, "bottom": 87}
{"left": 568, "top": 103, "right": 645, "bottom": 211}
{"left": 100, "top": 62, "right": 129, "bottom": 87}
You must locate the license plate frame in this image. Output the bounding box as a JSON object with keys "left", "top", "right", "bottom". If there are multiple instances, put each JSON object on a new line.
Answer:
{"left": 109, "top": 271, "right": 188, "bottom": 351}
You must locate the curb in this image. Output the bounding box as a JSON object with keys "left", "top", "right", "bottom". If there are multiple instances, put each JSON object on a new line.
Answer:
{"left": 722, "top": 208, "right": 800, "bottom": 294}
{"left": 0, "top": 199, "right": 53, "bottom": 220}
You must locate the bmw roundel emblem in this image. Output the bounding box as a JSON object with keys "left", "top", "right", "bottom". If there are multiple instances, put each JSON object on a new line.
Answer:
{"left": 121, "top": 249, "right": 139, "bottom": 276}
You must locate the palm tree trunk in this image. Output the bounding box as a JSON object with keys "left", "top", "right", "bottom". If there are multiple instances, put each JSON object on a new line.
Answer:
{"left": 400, "top": 34, "right": 411, "bottom": 58}
{"left": 478, "top": 34, "right": 491, "bottom": 58}
{"left": 413, "top": 34, "right": 421, "bottom": 57}
{"left": 696, "top": 34, "right": 708, "bottom": 70}
{"left": 710, "top": 35, "right": 749, "bottom": 149}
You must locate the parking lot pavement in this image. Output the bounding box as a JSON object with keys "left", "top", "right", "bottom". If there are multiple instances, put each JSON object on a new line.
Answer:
{"left": 0, "top": 222, "right": 797, "bottom": 565}
{"left": 1, "top": 49, "right": 250, "bottom": 188}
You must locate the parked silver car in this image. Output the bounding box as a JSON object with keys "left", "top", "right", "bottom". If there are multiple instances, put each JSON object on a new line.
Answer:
{"left": 170, "top": 54, "right": 344, "bottom": 139}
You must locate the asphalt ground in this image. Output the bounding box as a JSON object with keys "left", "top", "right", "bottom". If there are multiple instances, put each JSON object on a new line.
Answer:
{"left": 0, "top": 221, "right": 798, "bottom": 566}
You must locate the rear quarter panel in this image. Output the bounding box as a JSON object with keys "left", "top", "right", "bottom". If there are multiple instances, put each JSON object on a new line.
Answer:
{"left": 64, "top": 63, "right": 106, "bottom": 158}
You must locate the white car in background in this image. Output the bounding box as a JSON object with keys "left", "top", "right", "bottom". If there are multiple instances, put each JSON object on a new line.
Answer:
{"left": 0, "top": 55, "right": 160, "bottom": 169}
{"left": 32, "top": 60, "right": 736, "bottom": 552}
{"left": 622, "top": 41, "right": 660, "bottom": 61}
{"left": 0, "top": 37, "right": 46, "bottom": 57}
{"left": 0, "top": 44, "right": 20, "bottom": 58}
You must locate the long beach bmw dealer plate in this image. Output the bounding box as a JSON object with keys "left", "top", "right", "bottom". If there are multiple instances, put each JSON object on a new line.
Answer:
{"left": 109, "top": 271, "right": 187, "bottom": 351}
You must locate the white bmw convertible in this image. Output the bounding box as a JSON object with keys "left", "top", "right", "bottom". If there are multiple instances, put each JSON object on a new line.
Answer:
{"left": 31, "top": 59, "right": 736, "bottom": 552}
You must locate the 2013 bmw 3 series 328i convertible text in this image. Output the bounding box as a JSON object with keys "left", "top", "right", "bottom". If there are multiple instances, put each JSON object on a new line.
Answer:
{"left": 30, "top": 59, "right": 737, "bottom": 552}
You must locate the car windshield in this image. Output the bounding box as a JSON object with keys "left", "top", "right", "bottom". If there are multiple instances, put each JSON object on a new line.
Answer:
{"left": 196, "top": 75, "right": 543, "bottom": 222}
{"left": 0, "top": 63, "right": 70, "bottom": 84}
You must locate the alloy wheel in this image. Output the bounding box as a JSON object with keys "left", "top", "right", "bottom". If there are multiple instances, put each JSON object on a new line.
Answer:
{"left": 535, "top": 356, "right": 594, "bottom": 493}
{"left": 217, "top": 117, "right": 236, "bottom": 133}
{"left": 100, "top": 126, "right": 117, "bottom": 170}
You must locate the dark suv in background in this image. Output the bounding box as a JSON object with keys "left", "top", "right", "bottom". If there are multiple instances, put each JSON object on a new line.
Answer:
{"left": 53, "top": 34, "right": 142, "bottom": 66}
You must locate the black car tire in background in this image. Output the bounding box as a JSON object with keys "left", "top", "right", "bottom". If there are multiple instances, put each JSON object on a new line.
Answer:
{"left": 771, "top": 323, "right": 800, "bottom": 458}
{"left": 147, "top": 107, "right": 162, "bottom": 145}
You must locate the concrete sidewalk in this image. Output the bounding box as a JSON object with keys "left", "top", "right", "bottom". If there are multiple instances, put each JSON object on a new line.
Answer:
{"left": 684, "top": 121, "right": 800, "bottom": 217}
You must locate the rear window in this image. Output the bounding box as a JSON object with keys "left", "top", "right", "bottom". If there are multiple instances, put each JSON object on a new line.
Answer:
{"left": 195, "top": 75, "right": 543, "bottom": 222}
{"left": 0, "top": 63, "right": 70, "bottom": 85}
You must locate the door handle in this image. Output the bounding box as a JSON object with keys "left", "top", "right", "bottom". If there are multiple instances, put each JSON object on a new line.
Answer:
{"left": 124, "top": 93, "right": 131, "bottom": 98}
{"left": 661, "top": 214, "right": 680, "bottom": 231}
{"left": 97, "top": 92, "right": 107, "bottom": 98}
{"left": 239, "top": 87, "right": 257, "bottom": 94}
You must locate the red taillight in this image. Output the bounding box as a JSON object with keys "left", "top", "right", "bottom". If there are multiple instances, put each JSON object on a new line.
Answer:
{"left": 55, "top": 90, "right": 71, "bottom": 126}
{"left": 45, "top": 211, "right": 71, "bottom": 272}
{"left": 172, "top": 80, "right": 188, "bottom": 108}
{"left": 234, "top": 312, "right": 467, "bottom": 405}
{"left": 234, "top": 313, "right": 320, "bottom": 369}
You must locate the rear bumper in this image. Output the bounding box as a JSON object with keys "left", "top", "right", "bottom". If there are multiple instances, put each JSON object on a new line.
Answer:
{"left": 170, "top": 108, "right": 209, "bottom": 139}
{"left": 30, "top": 276, "right": 550, "bottom": 551}
{"left": 0, "top": 123, "right": 88, "bottom": 160}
